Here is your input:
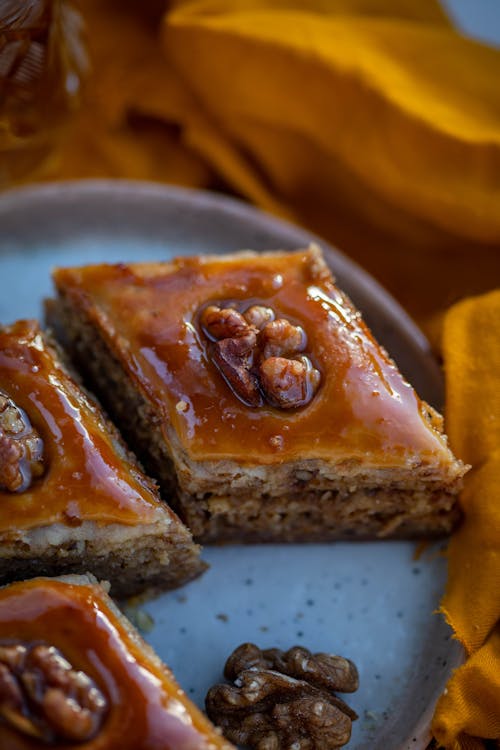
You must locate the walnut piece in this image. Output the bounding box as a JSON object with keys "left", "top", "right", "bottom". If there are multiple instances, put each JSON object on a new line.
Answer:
{"left": 0, "top": 391, "right": 44, "bottom": 493}
{"left": 199, "top": 303, "right": 321, "bottom": 410}
{"left": 225, "top": 644, "right": 359, "bottom": 694}
{"left": 0, "top": 641, "right": 108, "bottom": 743}
{"left": 200, "top": 305, "right": 251, "bottom": 340}
{"left": 243, "top": 306, "right": 275, "bottom": 330}
{"left": 206, "top": 643, "right": 358, "bottom": 750}
{"left": 260, "top": 319, "right": 306, "bottom": 359}
{"left": 212, "top": 331, "right": 263, "bottom": 408}
{"left": 259, "top": 357, "right": 321, "bottom": 410}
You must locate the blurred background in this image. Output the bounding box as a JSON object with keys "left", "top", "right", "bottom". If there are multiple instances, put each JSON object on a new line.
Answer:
{"left": 1, "top": 0, "right": 499, "bottom": 324}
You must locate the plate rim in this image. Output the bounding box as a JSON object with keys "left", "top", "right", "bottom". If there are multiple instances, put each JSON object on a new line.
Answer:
{"left": 0, "top": 177, "right": 435, "bottom": 354}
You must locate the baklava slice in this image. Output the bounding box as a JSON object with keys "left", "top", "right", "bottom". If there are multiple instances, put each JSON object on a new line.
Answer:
{"left": 0, "top": 575, "right": 232, "bottom": 749}
{"left": 0, "top": 320, "right": 205, "bottom": 594}
{"left": 52, "top": 246, "right": 467, "bottom": 542}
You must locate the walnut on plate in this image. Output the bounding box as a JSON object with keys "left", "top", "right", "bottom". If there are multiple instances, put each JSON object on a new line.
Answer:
{"left": 206, "top": 643, "right": 358, "bottom": 750}
{"left": 0, "top": 390, "right": 44, "bottom": 493}
{"left": 0, "top": 640, "right": 108, "bottom": 743}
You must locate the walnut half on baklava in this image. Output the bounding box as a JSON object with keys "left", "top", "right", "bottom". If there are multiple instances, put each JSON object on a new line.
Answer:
{"left": 0, "top": 320, "right": 205, "bottom": 594}
{"left": 0, "top": 575, "right": 233, "bottom": 749}
{"left": 51, "top": 246, "right": 467, "bottom": 543}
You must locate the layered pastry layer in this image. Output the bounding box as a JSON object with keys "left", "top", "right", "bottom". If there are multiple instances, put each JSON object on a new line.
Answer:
{"left": 0, "top": 320, "right": 205, "bottom": 593}
{"left": 52, "top": 246, "right": 467, "bottom": 542}
{"left": 0, "top": 575, "right": 232, "bottom": 749}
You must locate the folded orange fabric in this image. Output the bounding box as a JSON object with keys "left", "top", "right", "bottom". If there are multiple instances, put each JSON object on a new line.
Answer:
{"left": 432, "top": 291, "right": 500, "bottom": 749}
{"left": 44, "top": 0, "right": 500, "bottom": 319}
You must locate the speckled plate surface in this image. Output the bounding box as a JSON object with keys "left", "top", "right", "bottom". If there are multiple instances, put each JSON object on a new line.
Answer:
{"left": 0, "top": 180, "right": 462, "bottom": 750}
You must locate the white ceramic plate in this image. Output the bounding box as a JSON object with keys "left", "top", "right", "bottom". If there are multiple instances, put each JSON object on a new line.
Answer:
{"left": 0, "top": 180, "right": 461, "bottom": 750}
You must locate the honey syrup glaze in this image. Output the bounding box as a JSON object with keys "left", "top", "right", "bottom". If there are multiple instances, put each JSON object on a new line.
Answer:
{"left": 0, "top": 320, "right": 165, "bottom": 533}
{"left": 54, "top": 248, "right": 452, "bottom": 466}
{"left": 0, "top": 578, "right": 229, "bottom": 749}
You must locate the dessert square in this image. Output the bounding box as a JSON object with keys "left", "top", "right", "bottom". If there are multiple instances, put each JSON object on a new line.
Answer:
{"left": 0, "top": 320, "right": 205, "bottom": 594}
{"left": 52, "top": 246, "right": 467, "bottom": 542}
{"left": 0, "top": 575, "right": 231, "bottom": 749}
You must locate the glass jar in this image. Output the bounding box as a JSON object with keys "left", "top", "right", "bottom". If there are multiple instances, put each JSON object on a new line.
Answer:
{"left": 0, "top": 0, "right": 86, "bottom": 187}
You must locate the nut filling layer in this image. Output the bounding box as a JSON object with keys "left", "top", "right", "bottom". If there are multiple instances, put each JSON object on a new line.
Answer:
{"left": 206, "top": 643, "right": 358, "bottom": 750}
{"left": 200, "top": 304, "right": 321, "bottom": 409}
{"left": 0, "top": 640, "right": 108, "bottom": 744}
{"left": 0, "top": 390, "right": 44, "bottom": 493}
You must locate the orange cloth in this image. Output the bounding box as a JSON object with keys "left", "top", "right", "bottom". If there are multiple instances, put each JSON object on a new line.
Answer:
{"left": 432, "top": 291, "right": 500, "bottom": 749}
{"left": 43, "top": 0, "right": 500, "bottom": 319}
{"left": 34, "top": 1, "right": 500, "bottom": 746}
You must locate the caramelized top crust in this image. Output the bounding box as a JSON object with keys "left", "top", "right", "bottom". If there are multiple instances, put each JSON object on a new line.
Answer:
{"left": 0, "top": 320, "right": 168, "bottom": 533}
{"left": 0, "top": 577, "right": 230, "bottom": 749}
{"left": 53, "top": 247, "right": 455, "bottom": 468}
